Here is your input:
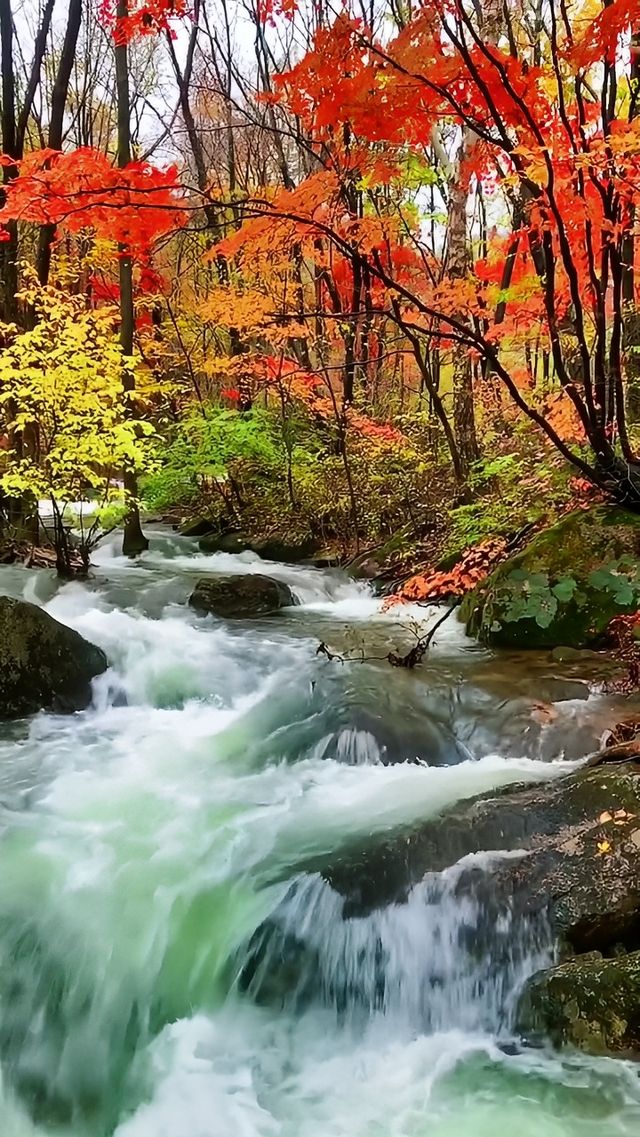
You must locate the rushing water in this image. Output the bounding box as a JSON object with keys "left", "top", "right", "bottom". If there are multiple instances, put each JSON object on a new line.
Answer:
{"left": 0, "top": 529, "right": 639, "bottom": 1136}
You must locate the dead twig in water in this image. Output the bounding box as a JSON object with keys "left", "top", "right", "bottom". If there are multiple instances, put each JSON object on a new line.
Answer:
{"left": 315, "top": 642, "right": 389, "bottom": 664}
{"left": 316, "top": 602, "right": 460, "bottom": 670}
{"left": 387, "top": 603, "right": 460, "bottom": 668}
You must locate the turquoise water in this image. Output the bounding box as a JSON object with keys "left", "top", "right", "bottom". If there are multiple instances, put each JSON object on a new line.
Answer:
{"left": 0, "top": 532, "right": 638, "bottom": 1135}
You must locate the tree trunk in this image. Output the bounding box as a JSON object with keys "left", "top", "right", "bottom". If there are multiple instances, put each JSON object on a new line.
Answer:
{"left": 448, "top": 128, "right": 480, "bottom": 481}
{"left": 37, "top": 0, "right": 83, "bottom": 285}
{"left": 623, "top": 25, "right": 640, "bottom": 421}
{"left": 0, "top": 0, "right": 18, "bottom": 324}
{"left": 0, "top": 0, "right": 39, "bottom": 542}
{"left": 116, "top": 0, "right": 148, "bottom": 557}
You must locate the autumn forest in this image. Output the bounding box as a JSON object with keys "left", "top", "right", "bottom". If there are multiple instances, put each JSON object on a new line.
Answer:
{"left": 1, "top": 0, "right": 640, "bottom": 587}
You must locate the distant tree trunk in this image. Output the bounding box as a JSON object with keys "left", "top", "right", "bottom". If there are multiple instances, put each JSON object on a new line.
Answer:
{"left": 0, "top": 0, "right": 41, "bottom": 541}
{"left": 37, "top": 0, "right": 83, "bottom": 285}
{"left": 0, "top": 0, "right": 18, "bottom": 324}
{"left": 116, "top": 0, "right": 148, "bottom": 557}
{"left": 446, "top": 0, "right": 503, "bottom": 478}
{"left": 391, "top": 299, "right": 466, "bottom": 487}
{"left": 448, "top": 128, "right": 480, "bottom": 482}
{"left": 623, "top": 24, "right": 640, "bottom": 421}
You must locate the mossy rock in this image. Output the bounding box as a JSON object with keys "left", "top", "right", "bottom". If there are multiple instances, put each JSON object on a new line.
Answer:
{"left": 519, "top": 951, "right": 640, "bottom": 1055}
{"left": 460, "top": 506, "right": 640, "bottom": 648}
{"left": 0, "top": 597, "right": 108, "bottom": 720}
{"left": 347, "top": 529, "right": 412, "bottom": 582}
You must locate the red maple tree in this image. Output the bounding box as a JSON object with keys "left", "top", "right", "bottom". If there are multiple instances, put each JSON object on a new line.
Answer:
{"left": 226, "top": 0, "right": 640, "bottom": 508}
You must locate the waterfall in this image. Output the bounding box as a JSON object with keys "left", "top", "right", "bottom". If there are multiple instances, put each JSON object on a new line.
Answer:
{"left": 239, "top": 852, "right": 553, "bottom": 1034}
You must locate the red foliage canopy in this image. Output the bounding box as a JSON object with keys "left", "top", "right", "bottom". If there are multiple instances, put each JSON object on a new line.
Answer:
{"left": 98, "top": 0, "right": 189, "bottom": 44}
{"left": 0, "top": 148, "right": 187, "bottom": 260}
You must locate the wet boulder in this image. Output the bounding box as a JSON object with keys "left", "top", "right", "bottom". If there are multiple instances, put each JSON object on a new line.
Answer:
{"left": 244, "top": 755, "right": 640, "bottom": 1048}
{"left": 249, "top": 535, "right": 320, "bottom": 563}
{"left": 518, "top": 951, "right": 640, "bottom": 1055}
{"left": 189, "top": 574, "right": 297, "bottom": 618}
{"left": 0, "top": 596, "right": 108, "bottom": 719}
{"left": 239, "top": 759, "right": 640, "bottom": 1035}
{"left": 316, "top": 761, "right": 640, "bottom": 953}
{"left": 460, "top": 505, "right": 640, "bottom": 648}
{"left": 198, "top": 530, "right": 253, "bottom": 555}
{"left": 179, "top": 517, "right": 220, "bottom": 538}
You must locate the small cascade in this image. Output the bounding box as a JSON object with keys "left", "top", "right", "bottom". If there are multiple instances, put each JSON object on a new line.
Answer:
{"left": 311, "top": 729, "right": 384, "bottom": 766}
{"left": 238, "top": 852, "right": 554, "bottom": 1036}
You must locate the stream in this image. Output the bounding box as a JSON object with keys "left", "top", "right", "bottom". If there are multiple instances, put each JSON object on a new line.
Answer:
{"left": 0, "top": 529, "right": 640, "bottom": 1136}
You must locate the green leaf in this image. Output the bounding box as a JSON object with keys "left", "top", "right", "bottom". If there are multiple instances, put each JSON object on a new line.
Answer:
{"left": 534, "top": 595, "right": 558, "bottom": 628}
{"left": 551, "top": 576, "right": 578, "bottom": 602}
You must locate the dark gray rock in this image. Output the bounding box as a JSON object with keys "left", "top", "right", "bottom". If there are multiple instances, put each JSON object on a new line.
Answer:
{"left": 0, "top": 596, "right": 108, "bottom": 719}
{"left": 198, "top": 530, "right": 252, "bottom": 555}
{"left": 249, "top": 535, "right": 320, "bottom": 563}
{"left": 189, "top": 574, "right": 297, "bottom": 618}
{"left": 179, "top": 517, "right": 219, "bottom": 538}
{"left": 240, "top": 753, "right": 640, "bottom": 1048}
{"left": 198, "top": 530, "right": 320, "bottom": 563}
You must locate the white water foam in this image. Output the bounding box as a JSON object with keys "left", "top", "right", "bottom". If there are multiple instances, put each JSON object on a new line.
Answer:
{"left": 0, "top": 543, "right": 636, "bottom": 1137}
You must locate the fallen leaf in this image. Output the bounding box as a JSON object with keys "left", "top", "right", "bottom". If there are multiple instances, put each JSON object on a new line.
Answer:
{"left": 531, "top": 702, "right": 558, "bottom": 724}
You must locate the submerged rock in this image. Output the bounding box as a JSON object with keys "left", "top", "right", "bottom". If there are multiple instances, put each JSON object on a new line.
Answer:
{"left": 519, "top": 951, "right": 640, "bottom": 1055}
{"left": 460, "top": 506, "right": 640, "bottom": 648}
{"left": 0, "top": 596, "right": 107, "bottom": 719}
{"left": 189, "top": 574, "right": 297, "bottom": 618}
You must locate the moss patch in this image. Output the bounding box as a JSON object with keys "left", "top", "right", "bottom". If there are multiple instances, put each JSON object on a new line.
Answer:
{"left": 460, "top": 506, "right": 640, "bottom": 648}
{"left": 519, "top": 951, "right": 640, "bottom": 1054}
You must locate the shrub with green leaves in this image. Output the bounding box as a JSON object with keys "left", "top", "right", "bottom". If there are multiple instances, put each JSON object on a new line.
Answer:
{"left": 142, "top": 401, "right": 439, "bottom": 549}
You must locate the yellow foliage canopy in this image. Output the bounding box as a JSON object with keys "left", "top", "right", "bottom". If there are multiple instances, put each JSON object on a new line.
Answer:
{"left": 0, "top": 275, "right": 155, "bottom": 510}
